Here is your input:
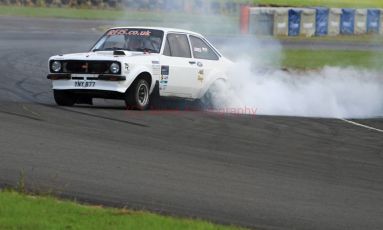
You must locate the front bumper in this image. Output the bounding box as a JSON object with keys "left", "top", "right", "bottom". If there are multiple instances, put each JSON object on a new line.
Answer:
{"left": 48, "top": 74, "right": 128, "bottom": 93}
{"left": 47, "top": 73, "right": 71, "bottom": 80}
{"left": 47, "top": 74, "right": 126, "bottom": 81}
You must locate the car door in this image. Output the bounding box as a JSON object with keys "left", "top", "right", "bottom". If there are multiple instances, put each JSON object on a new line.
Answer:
{"left": 159, "top": 33, "right": 198, "bottom": 98}
{"left": 188, "top": 35, "right": 222, "bottom": 98}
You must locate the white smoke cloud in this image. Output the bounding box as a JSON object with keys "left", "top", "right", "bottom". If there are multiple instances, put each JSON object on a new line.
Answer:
{"left": 205, "top": 32, "right": 383, "bottom": 119}
{"left": 211, "top": 60, "right": 383, "bottom": 119}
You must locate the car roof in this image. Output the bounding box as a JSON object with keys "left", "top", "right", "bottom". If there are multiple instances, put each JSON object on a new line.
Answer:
{"left": 108, "top": 26, "right": 204, "bottom": 37}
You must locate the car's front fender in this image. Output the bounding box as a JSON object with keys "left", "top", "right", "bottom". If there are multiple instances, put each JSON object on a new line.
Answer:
{"left": 125, "top": 65, "right": 156, "bottom": 94}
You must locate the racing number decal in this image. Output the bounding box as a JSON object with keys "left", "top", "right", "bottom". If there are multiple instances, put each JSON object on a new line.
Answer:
{"left": 160, "top": 66, "right": 169, "bottom": 90}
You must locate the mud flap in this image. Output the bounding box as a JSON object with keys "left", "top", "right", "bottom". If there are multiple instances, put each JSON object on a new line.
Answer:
{"left": 149, "top": 80, "right": 161, "bottom": 108}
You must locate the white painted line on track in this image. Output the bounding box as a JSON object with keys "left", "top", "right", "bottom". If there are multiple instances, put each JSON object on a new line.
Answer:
{"left": 339, "top": 118, "right": 383, "bottom": 134}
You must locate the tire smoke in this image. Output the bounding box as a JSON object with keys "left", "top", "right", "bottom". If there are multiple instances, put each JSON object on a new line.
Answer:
{"left": 212, "top": 40, "right": 383, "bottom": 119}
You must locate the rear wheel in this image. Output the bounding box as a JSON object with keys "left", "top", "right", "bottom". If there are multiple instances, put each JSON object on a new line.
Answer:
{"left": 125, "top": 79, "right": 150, "bottom": 110}
{"left": 53, "top": 90, "right": 77, "bottom": 106}
{"left": 200, "top": 80, "right": 226, "bottom": 109}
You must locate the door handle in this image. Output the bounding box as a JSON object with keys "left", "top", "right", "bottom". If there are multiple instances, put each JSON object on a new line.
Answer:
{"left": 189, "top": 61, "right": 196, "bottom": 65}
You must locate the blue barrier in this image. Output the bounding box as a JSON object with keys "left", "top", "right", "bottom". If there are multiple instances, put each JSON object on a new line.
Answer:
{"left": 367, "top": 9, "right": 380, "bottom": 33}
{"left": 248, "top": 7, "right": 381, "bottom": 37}
{"left": 315, "top": 8, "right": 329, "bottom": 36}
{"left": 288, "top": 9, "right": 302, "bottom": 36}
{"left": 340, "top": 9, "right": 355, "bottom": 34}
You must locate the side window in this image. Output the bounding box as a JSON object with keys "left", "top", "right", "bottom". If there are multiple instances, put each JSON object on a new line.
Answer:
{"left": 163, "top": 33, "right": 191, "bottom": 58}
{"left": 190, "top": 36, "right": 219, "bottom": 61}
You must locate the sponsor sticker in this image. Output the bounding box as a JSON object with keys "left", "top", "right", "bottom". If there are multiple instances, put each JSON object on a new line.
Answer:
{"left": 198, "top": 69, "right": 204, "bottom": 83}
{"left": 161, "top": 65, "right": 169, "bottom": 75}
{"left": 160, "top": 66, "right": 170, "bottom": 90}
{"left": 107, "top": 29, "right": 151, "bottom": 36}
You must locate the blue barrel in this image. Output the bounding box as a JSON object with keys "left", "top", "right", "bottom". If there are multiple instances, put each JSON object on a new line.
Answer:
{"left": 340, "top": 9, "right": 356, "bottom": 34}
{"left": 367, "top": 9, "right": 380, "bottom": 33}
{"left": 315, "top": 8, "right": 329, "bottom": 36}
{"left": 288, "top": 9, "right": 302, "bottom": 36}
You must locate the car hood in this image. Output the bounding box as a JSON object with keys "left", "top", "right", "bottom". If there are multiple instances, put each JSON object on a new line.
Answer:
{"left": 50, "top": 51, "right": 159, "bottom": 61}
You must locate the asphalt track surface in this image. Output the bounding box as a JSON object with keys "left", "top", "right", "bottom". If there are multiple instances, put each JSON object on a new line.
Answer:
{"left": 1, "top": 16, "right": 383, "bottom": 230}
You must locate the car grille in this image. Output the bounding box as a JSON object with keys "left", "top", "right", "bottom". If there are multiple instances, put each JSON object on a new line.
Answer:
{"left": 61, "top": 61, "right": 118, "bottom": 74}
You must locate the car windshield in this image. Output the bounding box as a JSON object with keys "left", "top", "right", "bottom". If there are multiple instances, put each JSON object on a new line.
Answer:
{"left": 91, "top": 29, "right": 164, "bottom": 53}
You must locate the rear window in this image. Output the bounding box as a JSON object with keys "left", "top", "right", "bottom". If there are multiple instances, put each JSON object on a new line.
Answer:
{"left": 189, "top": 36, "right": 219, "bottom": 60}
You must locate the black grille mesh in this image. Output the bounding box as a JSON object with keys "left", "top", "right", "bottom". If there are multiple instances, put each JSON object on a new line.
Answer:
{"left": 59, "top": 61, "right": 119, "bottom": 74}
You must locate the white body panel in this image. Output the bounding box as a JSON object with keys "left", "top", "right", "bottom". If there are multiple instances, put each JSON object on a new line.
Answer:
{"left": 48, "top": 27, "right": 232, "bottom": 100}
{"left": 159, "top": 55, "right": 198, "bottom": 98}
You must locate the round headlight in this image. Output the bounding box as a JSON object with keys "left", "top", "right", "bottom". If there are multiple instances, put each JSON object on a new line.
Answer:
{"left": 110, "top": 63, "right": 120, "bottom": 74}
{"left": 51, "top": 61, "right": 61, "bottom": 72}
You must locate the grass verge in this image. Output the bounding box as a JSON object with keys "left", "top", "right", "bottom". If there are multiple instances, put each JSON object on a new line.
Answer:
{"left": 0, "top": 6, "right": 239, "bottom": 34}
{"left": 281, "top": 49, "right": 383, "bottom": 69}
{"left": 2, "top": 5, "right": 383, "bottom": 37}
{"left": 0, "top": 190, "right": 243, "bottom": 230}
{"left": 0, "top": 5, "right": 193, "bottom": 21}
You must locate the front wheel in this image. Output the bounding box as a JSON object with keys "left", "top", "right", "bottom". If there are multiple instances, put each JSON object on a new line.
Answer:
{"left": 125, "top": 79, "right": 150, "bottom": 110}
{"left": 53, "top": 90, "right": 77, "bottom": 106}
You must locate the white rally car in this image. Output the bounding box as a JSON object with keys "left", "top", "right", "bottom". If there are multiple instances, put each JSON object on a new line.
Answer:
{"left": 47, "top": 27, "right": 231, "bottom": 110}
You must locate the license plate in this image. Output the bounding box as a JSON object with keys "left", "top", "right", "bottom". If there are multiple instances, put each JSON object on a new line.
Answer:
{"left": 74, "top": 81, "right": 96, "bottom": 88}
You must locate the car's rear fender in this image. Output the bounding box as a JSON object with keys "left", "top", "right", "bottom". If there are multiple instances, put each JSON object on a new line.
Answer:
{"left": 198, "top": 70, "right": 228, "bottom": 99}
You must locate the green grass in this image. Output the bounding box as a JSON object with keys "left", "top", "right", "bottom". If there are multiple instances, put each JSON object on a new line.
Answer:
{"left": 0, "top": 5, "right": 183, "bottom": 21}
{"left": 254, "top": 0, "right": 383, "bottom": 8}
{"left": 281, "top": 49, "right": 383, "bottom": 69}
{"left": 1, "top": 0, "right": 382, "bottom": 24}
{"left": 0, "top": 6, "right": 239, "bottom": 34}
{"left": 0, "top": 190, "right": 243, "bottom": 230}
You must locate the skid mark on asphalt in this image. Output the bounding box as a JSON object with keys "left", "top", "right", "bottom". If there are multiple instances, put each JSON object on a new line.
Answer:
{"left": 43, "top": 104, "right": 149, "bottom": 128}
{"left": 339, "top": 119, "right": 383, "bottom": 134}
{"left": 0, "top": 87, "right": 33, "bottom": 102}
{"left": 22, "top": 105, "right": 41, "bottom": 117}
{"left": 16, "top": 77, "right": 36, "bottom": 95}
{"left": 0, "top": 110, "right": 43, "bottom": 122}
{"left": 32, "top": 91, "right": 50, "bottom": 98}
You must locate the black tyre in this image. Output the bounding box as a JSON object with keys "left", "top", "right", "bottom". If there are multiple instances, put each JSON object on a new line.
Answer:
{"left": 53, "top": 90, "right": 77, "bottom": 106}
{"left": 200, "top": 80, "right": 226, "bottom": 109}
{"left": 125, "top": 79, "right": 150, "bottom": 110}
